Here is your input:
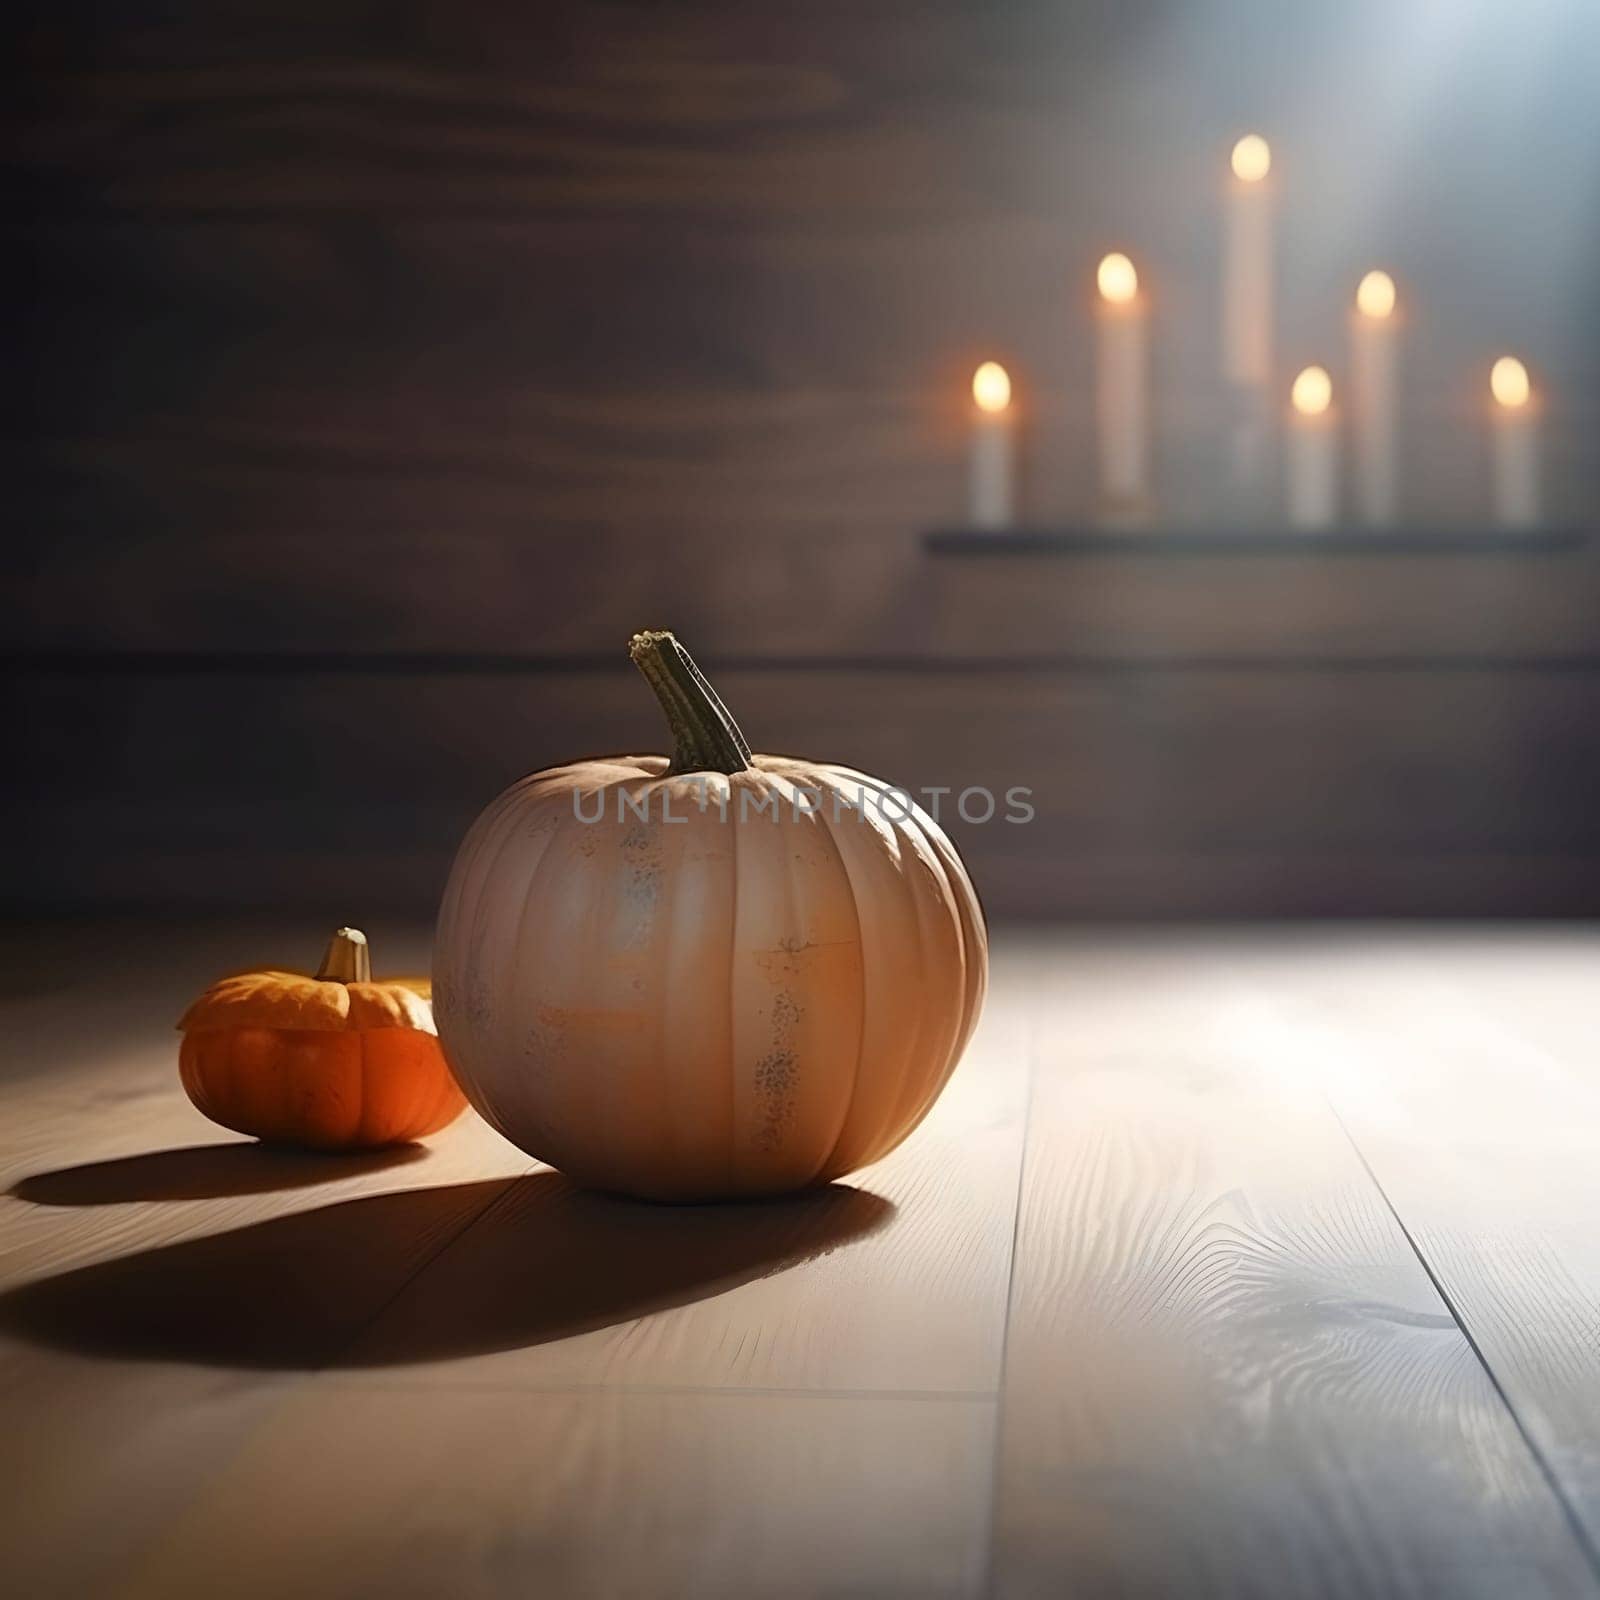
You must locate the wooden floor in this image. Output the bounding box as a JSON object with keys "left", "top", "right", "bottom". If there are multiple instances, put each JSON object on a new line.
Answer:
{"left": 3, "top": 921, "right": 1599, "bottom": 1599}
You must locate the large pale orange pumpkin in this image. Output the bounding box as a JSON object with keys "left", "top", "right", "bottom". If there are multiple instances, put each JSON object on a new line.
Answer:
{"left": 178, "top": 927, "right": 467, "bottom": 1150}
{"left": 434, "top": 630, "right": 987, "bottom": 1201}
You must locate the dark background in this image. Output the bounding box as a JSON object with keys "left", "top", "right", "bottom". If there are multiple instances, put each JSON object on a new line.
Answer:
{"left": 9, "top": 0, "right": 1600, "bottom": 918}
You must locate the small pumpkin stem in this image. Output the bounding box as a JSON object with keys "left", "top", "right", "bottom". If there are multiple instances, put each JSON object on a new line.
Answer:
{"left": 315, "top": 927, "right": 372, "bottom": 984}
{"left": 629, "top": 630, "right": 753, "bottom": 776}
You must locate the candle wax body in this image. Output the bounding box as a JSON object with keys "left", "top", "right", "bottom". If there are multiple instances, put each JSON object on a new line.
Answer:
{"left": 1351, "top": 314, "right": 1397, "bottom": 524}
{"left": 1223, "top": 180, "right": 1273, "bottom": 388}
{"left": 1096, "top": 300, "right": 1149, "bottom": 507}
{"left": 969, "top": 414, "right": 1014, "bottom": 529}
{"left": 1222, "top": 180, "right": 1273, "bottom": 517}
{"left": 1287, "top": 415, "right": 1338, "bottom": 530}
{"left": 1491, "top": 410, "right": 1539, "bottom": 528}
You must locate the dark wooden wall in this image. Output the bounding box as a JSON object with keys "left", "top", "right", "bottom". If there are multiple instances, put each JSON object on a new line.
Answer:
{"left": 9, "top": 1, "right": 1600, "bottom": 917}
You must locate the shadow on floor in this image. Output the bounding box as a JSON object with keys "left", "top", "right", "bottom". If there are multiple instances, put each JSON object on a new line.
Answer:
{"left": 0, "top": 1171, "right": 893, "bottom": 1370}
{"left": 11, "top": 1141, "right": 430, "bottom": 1205}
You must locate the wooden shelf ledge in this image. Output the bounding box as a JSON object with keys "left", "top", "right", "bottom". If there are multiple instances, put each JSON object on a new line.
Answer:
{"left": 924, "top": 528, "right": 1590, "bottom": 557}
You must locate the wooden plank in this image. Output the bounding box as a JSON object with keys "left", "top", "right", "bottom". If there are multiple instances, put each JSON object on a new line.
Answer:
{"left": 9, "top": 204, "right": 1596, "bottom": 660}
{"left": 12, "top": 3, "right": 1596, "bottom": 715}
{"left": 8, "top": 191, "right": 1598, "bottom": 663}
{"left": 0, "top": 966, "right": 1024, "bottom": 1393}
{"left": 0, "top": 917, "right": 1019, "bottom": 1595}
{"left": 11, "top": 64, "right": 1008, "bottom": 221}
{"left": 341, "top": 967, "right": 1029, "bottom": 1391}
{"left": 0, "top": 920, "right": 531, "bottom": 1597}
{"left": 9, "top": 665, "right": 1600, "bottom": 918}
{"left": 991, "top": 936, "right": 1598, "bottom": 1599}
{"left": 6, "top": 5, "right": 1215, "bottom": 223}
{"left": 6, "top": 921, "right": 1600, "bottom": 1595}
{"left": 9, "top": 204, "right": 1595, "bottom": 640}
{"left": 0, "top": 913, "right": 528, "bottom": 1310}
{"left": 970, "top": 849, "right": 1600, "bottom": 922}
{"left": 925, "top": 529, "right": 1594, "bottom": 554}
{"left": 11, "top": 517, "right": 1600, "bottom": 660}
{"left": 104, "top": 1385, "right": 996, "bottom": 1600}
{"left": 6, "top": 215, "right": 1141, "bottom": 405}
{"left": 15, "top": 215, "right": 1590, "bottom": 559}
{"left": 0, "top": 1101, "right": 528, "bottom": 1598}
{"left": 18, "top": 660, "right": 1600, "bottom": 853}
{"left": 0, "top": 1364, "right": 298, "bottom": 1600}
{"left": 1220, "top": 932, "right": 1600, "bottom": 1565}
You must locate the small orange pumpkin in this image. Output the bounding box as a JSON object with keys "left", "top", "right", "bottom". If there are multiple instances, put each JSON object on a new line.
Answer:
{"left": 177, "top": 927, "right": 467, "bottom": 1150}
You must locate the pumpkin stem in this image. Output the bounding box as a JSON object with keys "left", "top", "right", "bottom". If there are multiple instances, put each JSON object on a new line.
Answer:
{"left": 629, "top": 630, "right": 753, "bottom": 776}
{"left": 315, "top": 927, "right": 372, "bottom": 984}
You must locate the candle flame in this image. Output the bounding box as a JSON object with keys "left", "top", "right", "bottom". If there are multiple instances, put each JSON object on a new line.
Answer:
{"left": 1291, "top": 366, "right": 1332, "bottom": 417}
{"left": 972, "top": 361, "right": 1012, "bottom": 414}
{"left": 1096, "top": 252, "right": 1139, "bottom": 305}
{"left": 1356, "top": 270, "right": 1396, "bottom": 319}
{"left": 1490, "top": 356, "right": 1530, "bottom": 409}
{"left": 1231, "top": 134, "right": 1271, "bottom": 183}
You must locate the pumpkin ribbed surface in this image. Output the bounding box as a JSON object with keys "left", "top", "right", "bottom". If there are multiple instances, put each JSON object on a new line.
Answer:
{"left": 433, "top": 634, "right": 986, "bottom": 1201}
{"left": 176, "top": 929, "right": 465, "bottom": 1150}
{"left": 179, "top": 972, "right": 435, "bottom": 1035}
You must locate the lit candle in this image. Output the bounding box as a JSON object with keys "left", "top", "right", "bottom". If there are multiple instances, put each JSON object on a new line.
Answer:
{"left": 1222, "top": 134, "right": 1274, "bottom": 515}
{"left": 969, "top": 360, "right": 1014, "bottom": 529}
{"left": 1095, "top": 252, "right": 1149, "bottom": 513}
{"left": 1286, "top": 365, "right": 1337, "bottom": 530}
{"left": 1350, "top": 270, "right": 1399, "bottom": 525}
{"left": 1223, "top": 134, "right": 1274, "bottom": 389}
{"left": 1488, "top": 356, "right": 1539, "bottom": 528}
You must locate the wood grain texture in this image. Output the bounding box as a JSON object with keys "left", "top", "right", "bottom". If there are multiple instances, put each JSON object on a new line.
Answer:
{"left": 11, "top": 519, "right": 1600, "bottom": 661}
{"left": 14, "top": 4, "right": 1461, "bottom": 231}
{"left": 5, "top": 921, "right": 1600, "bottom": 1596}
{"left": 12, "top": 208, "right": 1594, "bottom": 582}
{"left": 11, "top": 664, "right": 1600, "bottom": 917}
{"left": 8, "top": 206, "right": 1597, "bottom": 659}
{"left": 0, "top": 1365, "right": 296, "bottom": 1600}
{"left": 109, "top": 1385, "right": 997, "bottom": 1600}
{"left": 341, "top": 981, "right": 1029, "bottom": 1390}
{"left": 0, "top": 1118, "right": 529, "bottom": 1598}
{"left": 11, "top": 5, "right": 1598, "bottom": 654}
{"left": 0, "top": 921, "right": 1024, "bottom": 1598}
{"left": 1217, "top": 934, "right": 1600, "bottom": 1566}
{"left": 0, "top": 920, "right": 531, "bottom": 1597}
{"left": 11, "top": 1, "right": 1600, "bottom": 925}
{"left": 11, "top": 36, "right": 1018, "bottom": 221}
{"left": 10, "top": 207, "right": 1596, "bottom": 658}
{"left": 0, "top": 969, "right": 1026, "bottom": 1391}
{"left": 991, "top": 937, "right": 1599, "bottom": 1599}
